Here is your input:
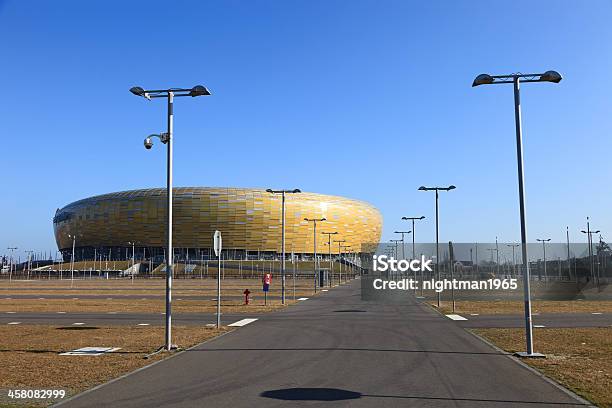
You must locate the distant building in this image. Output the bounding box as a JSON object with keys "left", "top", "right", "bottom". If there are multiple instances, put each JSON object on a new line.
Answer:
{"left": 53, "top": 187, "right": 383, "bottom": 261}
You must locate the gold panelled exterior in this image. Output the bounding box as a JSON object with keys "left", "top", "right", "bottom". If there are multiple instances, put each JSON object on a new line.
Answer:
{"left": 53, "top": 187, "right": 383, "bottom": 253}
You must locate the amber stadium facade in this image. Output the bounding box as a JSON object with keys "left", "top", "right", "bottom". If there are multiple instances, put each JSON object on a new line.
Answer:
{"left": 53, "top": 187, "right": 383, "bottom": 262}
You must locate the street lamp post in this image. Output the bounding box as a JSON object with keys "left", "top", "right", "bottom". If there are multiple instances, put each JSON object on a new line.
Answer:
{"left": 418, "top": 185, "right": 456, "bottom": 308}
{"left": 393, "top": 231, "right": 411, "bottom": 260}
{"left": 536, "top": 239, "right": 551, "bottom": 282}
{"left": 127, "top": 241, "right": 136, "bottom": 281}
{"left": 402, "top": 216, "right": 425, "bottom": 295}
{"left": 341, "top": 245, "right": 352, "bottom": 279}
{"left": 566, "top": 226, "right": 571, "bottom": 280}
{"left": 390, "top": 239, "right": 402, "bottom": 279}
{"left": 131, "top": 84, "right": 211, "bottom": 351}
{"left": 304, "top": 218, "right": 326, "bottom": 292}
{"left": 68, "top": 234, "right": 77, "bottom": 282}
{"left": 581, "top": 219, "right": 600, "bottom": 285}
{"left": 507, "top": 244, "right": 519, "bottom": 278}
{"left": 7, "top": 247, "right": 17, "bottom": 281}
{"left": 394, "top": 230, "right": 412, "bottom": 290}
{"left": 495, "top": 237, "right": 500, "bottom": 276}
{"left": 321, "top": 231, "right": 338, "bottom": 287}
{"left": 266, "top": 188, "right": 301, "bottom": 304}
{"left": 335, "top": 239, "right": 346, "bottom": 283}
{"left": 25, "top": 250, "right": 34, "bottom": 280}
{"left": 473, "top": 70, "right": 561, "bottom": 357}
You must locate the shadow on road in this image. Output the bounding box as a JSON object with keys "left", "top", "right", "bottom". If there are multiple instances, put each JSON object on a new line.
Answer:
{"left": 261, "top": 387, "right": 587, "bottom": 405}
{"left": 261, "top": 388, "right": 361, "bottom": 401}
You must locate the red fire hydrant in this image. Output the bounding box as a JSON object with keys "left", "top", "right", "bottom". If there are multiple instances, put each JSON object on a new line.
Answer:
{"left": 243, "top": 289, "right": 251, "bottom": 305}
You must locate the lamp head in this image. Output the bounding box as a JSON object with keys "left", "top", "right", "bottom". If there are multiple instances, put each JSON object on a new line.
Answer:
{"left": 418, "top": 186, "right": 427, "bottom": 191}
{"left": 130, "top": 86, "right": 150, "bottom": 100}
{"left": 189, "top": 85, "right": 212, "bottom": 97}
{"left": 448, "top": 185, "right": 456, "bottom": 190}
{"left": 265, "top": 189, "right": 273, "bottom": 193}
{"left": 539, "top": 70, "right": 562, "bottom": 83}
{"left": 472, "top": 74, "right": 495, "bottom": 87}
{"left": 292, "top": 189, "right": 301, "bottom": 193}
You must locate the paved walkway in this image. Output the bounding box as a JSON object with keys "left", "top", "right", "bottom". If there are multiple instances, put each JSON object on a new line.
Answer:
{"left": 57, "top": 281, "right": 588, "bottom": 407}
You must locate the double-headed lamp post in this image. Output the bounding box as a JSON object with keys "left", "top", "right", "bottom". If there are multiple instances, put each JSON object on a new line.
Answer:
{"left": 335, "top": 239, "right": 346, "bottom": 282}
{"left": 402, "top": 216, "right": 425, "bottom": 293}
{"left": 131, "top": 84, "right": 211, "bottom": 351}
{"left": 418, "top": 185, "right": 455, "bottom": 308}
{"left": 507, "top": 244, "right": 519, "bottom": 277}
{"left": 266, "top": 188, "right": 301, "bottom": 304}
{"left": 304, "top": 217, "right": 326, "bottom": 292}
{"left": 473, "top": 70, "right": 561, "bottom": 358}
{"left": 393, "top": 231, "right": 411, "bottom": 260}
{"left": 536, "top": 239, "right": 551, "bottom": 282}
{"left": 581, "top": 222, "right": 600, "bottom": 283}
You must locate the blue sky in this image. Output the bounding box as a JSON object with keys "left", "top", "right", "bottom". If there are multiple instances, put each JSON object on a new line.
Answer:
{"left": 1, "top": 0, "right": 611, "bottom": 259}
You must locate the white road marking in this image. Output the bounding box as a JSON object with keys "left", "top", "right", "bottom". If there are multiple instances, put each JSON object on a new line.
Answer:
{"left": 592, "top": 312, "right": 603, "bottom": 315}
{"left": 7, "top": 322, "right": 21, "bottom": 325}
{"left": 39, "top": 297, "right": 46, "bottom": 300}
{"left": 298, "top": 297, "right": 309, "bottom": 301}
{"left": 228, "top": 318, "right": 258, "bottom": 327}
{"left": 107, "top": 312, "right": 117, "bottom": 314}
{"left": 72, "top": 322, "right": 85, "bottom": 326}
{"left": 6, "top": 311, "right": 16, "bottom": 314}
{"left": 57, "top": 311, "right": 66, "bottom": 314}
{"left": 5, "top": 297, "right": 12, "bottom": 300}
{"left": 534, "top": 325, "right": 546, "bottom": 328}
{"left": 205, "top": 324, "right": 216, "bottom": 327}
{"left": 137, "top": 323, "right": 150, "bottom": 326}
{"left": 446, "top": 314, "right": 468, "bottom": 321}
{"left": 322, "top": 290, "right": 328, "bottom": 292}
{"left": 470, "top": 313, "right": 479, "bottom": 316}
{"left": 72, "top": 298, "right": 79, "bottom": 300}
{"left": 532, "top": 313, "right": 540, "bottom": 315}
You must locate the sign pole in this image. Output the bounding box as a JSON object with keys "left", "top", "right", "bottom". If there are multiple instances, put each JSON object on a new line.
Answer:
{"left": 217, "top": 252, "right": 221, "bottom": 327}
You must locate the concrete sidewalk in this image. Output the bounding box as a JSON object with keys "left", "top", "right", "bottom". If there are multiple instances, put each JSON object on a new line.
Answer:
{"left": 57, "top": 280, "right": 589, "bottom": 407}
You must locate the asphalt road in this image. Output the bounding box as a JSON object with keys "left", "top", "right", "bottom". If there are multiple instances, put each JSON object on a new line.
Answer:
{"left": 3, "top": 309, "right": 609, "bottom": 329}
{"left": 55, "top": 280, "right": 588, "bottom": 408}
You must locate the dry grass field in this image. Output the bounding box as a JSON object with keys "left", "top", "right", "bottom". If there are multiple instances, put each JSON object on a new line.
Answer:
{"left": 0, "top": 325, "right": 230, "bottom": 407}
{"left": 0, "top": 278, "right": 329, "bottom": 313}
{"left": 473, "top": 327, "right": 612, "bottom": 407}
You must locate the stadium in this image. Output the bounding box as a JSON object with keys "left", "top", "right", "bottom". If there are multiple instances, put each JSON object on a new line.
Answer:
{"left": 52, "top": 187, "right": 383, "bottom": 263}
